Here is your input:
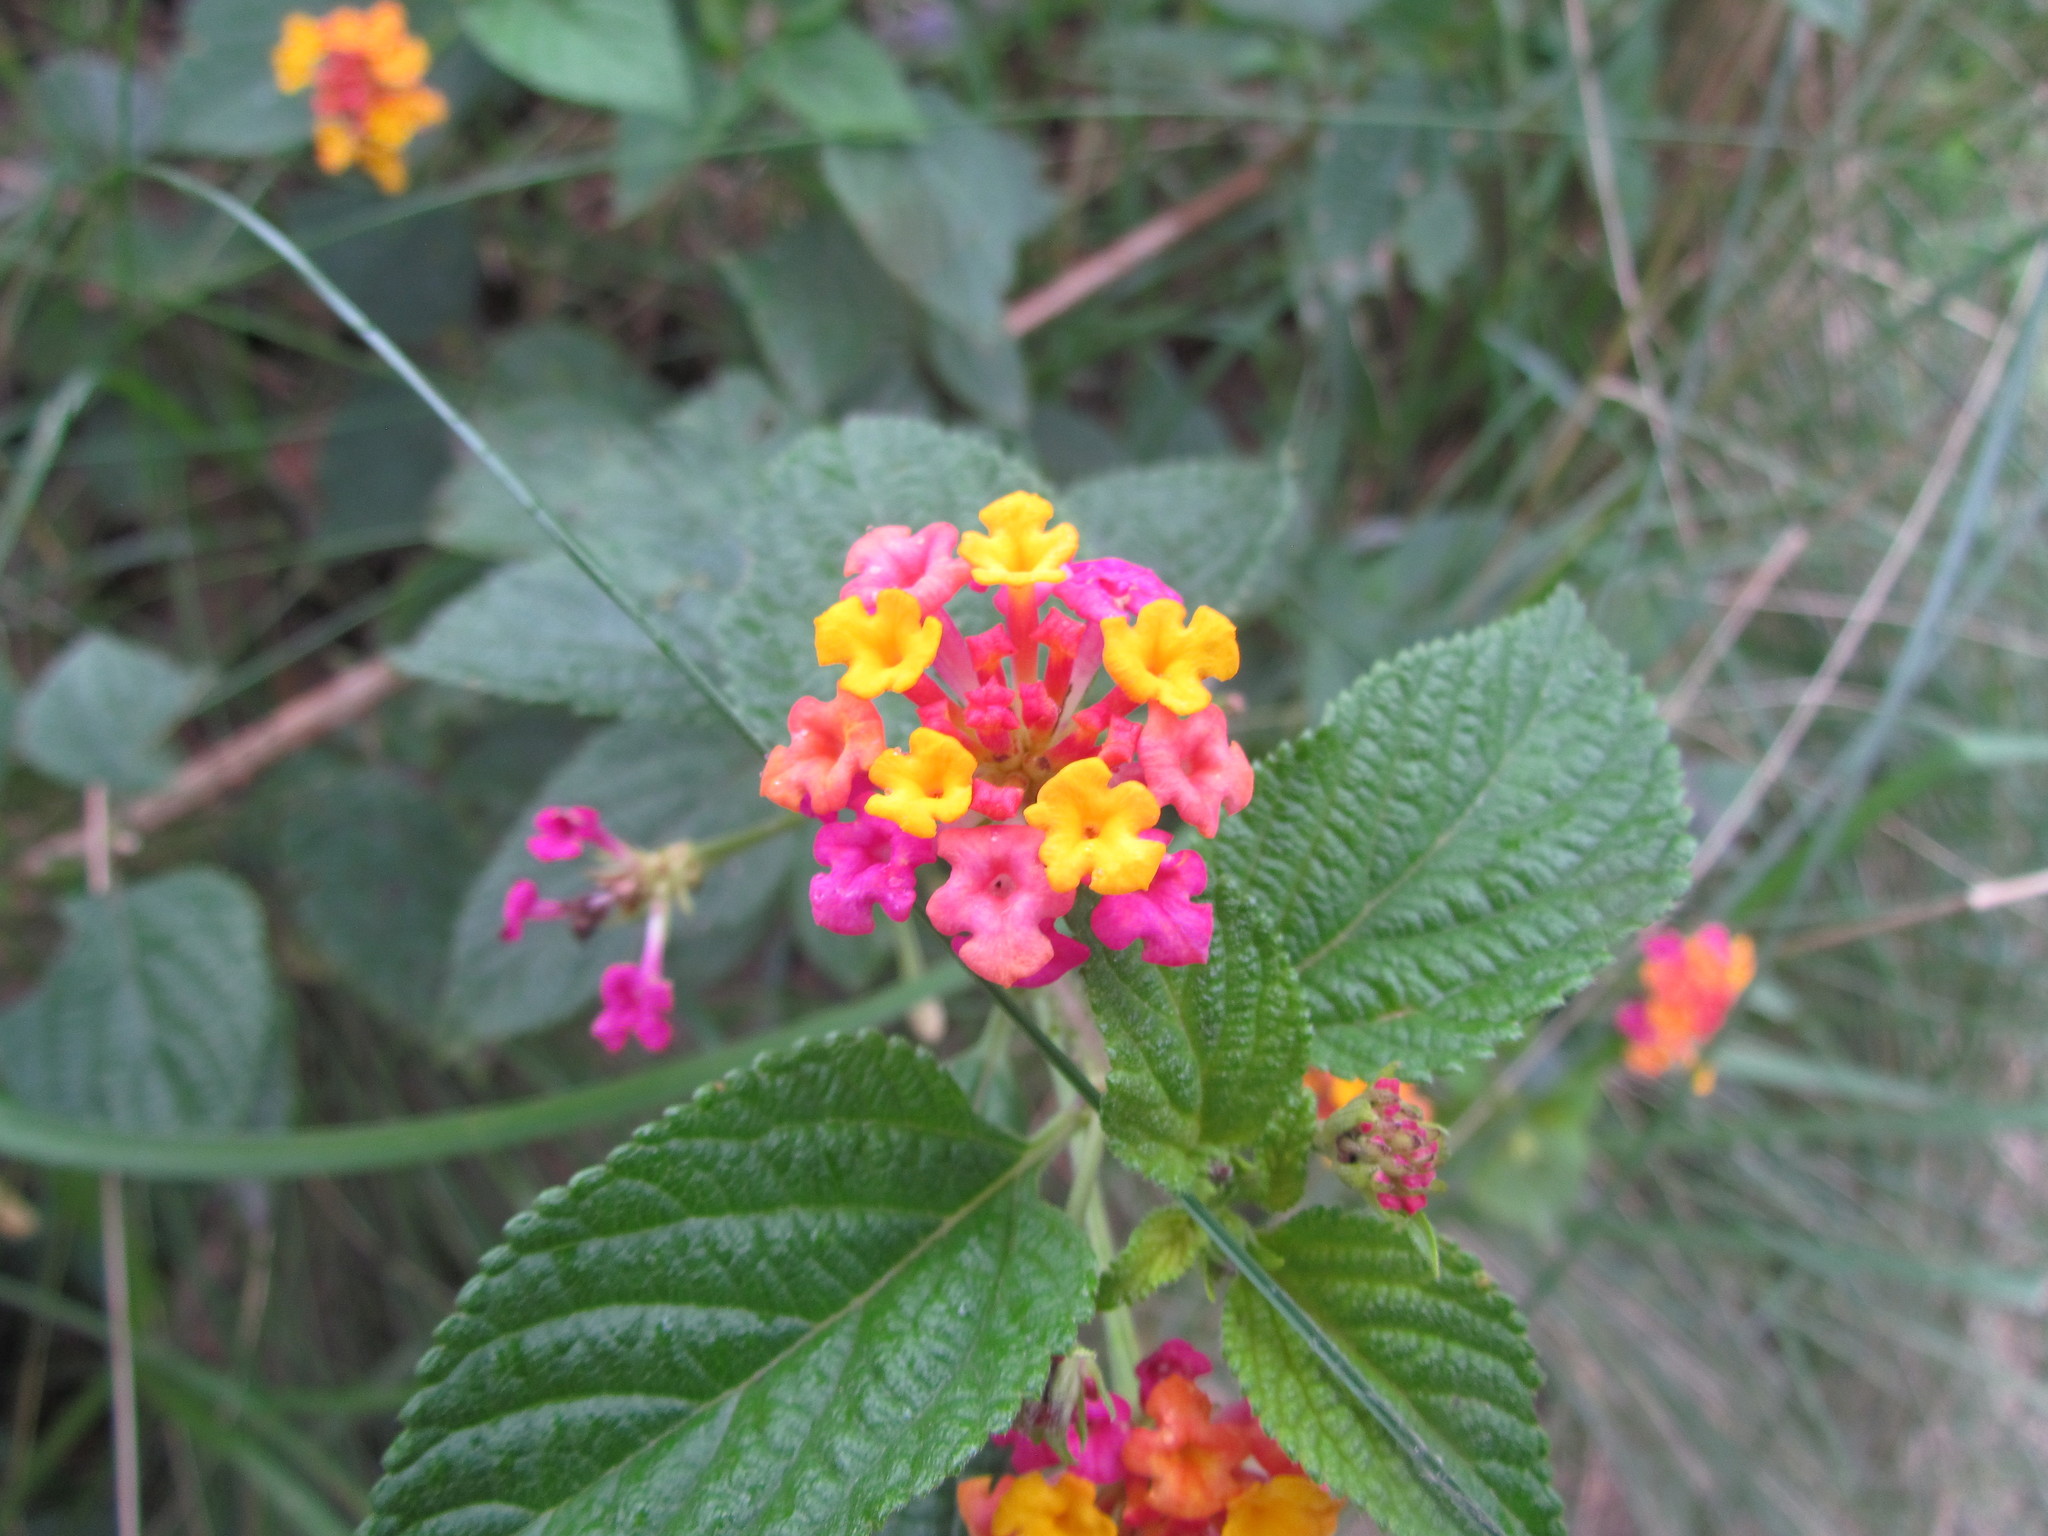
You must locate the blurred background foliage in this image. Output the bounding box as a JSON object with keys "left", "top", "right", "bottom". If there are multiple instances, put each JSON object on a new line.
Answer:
{"left": 3, "top": 0, "right": 2048, "bottom": 1532}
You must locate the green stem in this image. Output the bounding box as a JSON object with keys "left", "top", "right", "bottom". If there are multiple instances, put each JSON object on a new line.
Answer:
{"left": 693, "top": 814, "right": 803, "bottom": 865}
{"left": 0, "top": 968, "right": 969, "bottom": 1179}
{"left": 138, "top": 165, "right": 770, "bottom": 758}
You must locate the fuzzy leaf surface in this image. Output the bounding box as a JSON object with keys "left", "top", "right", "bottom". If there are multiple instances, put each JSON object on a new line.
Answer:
{"left": 363, "top": 1032, "right": 1095, "bottom": 1536}
{"left": 460, "top": 0, "right": 693, "bottom": 119}
{"left": 0, "top": 868, "right": 282, "bottom": 1133}
{"left": 14, "top": 630, "right": 210, "bottom": 793}
{"left": 1082, "top": 883, "right": 1309, "bottom": 1194}
{"left": 1214, "top": 590, "right": 1692, "bottom": 1077}
{"left": 1222, "top": 1208, "right": 1562, "bottom": 1536}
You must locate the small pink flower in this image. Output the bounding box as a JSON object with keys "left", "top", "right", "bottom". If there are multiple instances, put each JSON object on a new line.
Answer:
{"left": 1091, "top": 841, "right": 1213, "bottom": 966}
{"left": 1136, "top": 1339, "right": 1211, "bottom": 1400}
{"left": 810, "top": 813, "right": 937, "bottom": 935}
{"left": 590, "top": 962, "right": 674, "bottom": 1053}
{"left": 841, "top": 523, "right": 972, "bottom": 615}
{"left": 1013, "top": 921, "right": 1090, "bottom": 989}
{"left": 499, "top": 878, "right": 568, "bottom": 942}
{"left": 761, "top": 690, "right": 887, "bottom": 819}
{"left": 527, "top": 805, "right": 618, "bottom": 862}
{"left": 927, "top": 825, "right": 1076, "bottom": 986}
{"left": 991, "top": 1428, "right": 1063, "bottom": 1475}
{"left": 1068, "top": 1393, "right": 1133, "bottom": 1482}
{"left": 1138, "top": 706, "right": 1253, "bottom": 838}
{"left": 1055, "top": 558, "right": 1181, "bottom": 623}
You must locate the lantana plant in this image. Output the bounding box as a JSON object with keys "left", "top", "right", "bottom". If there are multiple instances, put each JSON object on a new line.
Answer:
{"left": 272, "top": 1, "right": 446, "bottom": 193}
{"left": 350, "top": 428, "right": 1697, "bottom": 1536}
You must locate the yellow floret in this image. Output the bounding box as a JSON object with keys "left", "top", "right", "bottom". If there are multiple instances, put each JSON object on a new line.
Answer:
{"left": 1101, "top": 600, "right": 1239, "bottom": 717}
{"left": 814, "top": 588, "right": 942, "bottom": 697}
{"left": 958, "top": 491, "right": 1078, "bottom": 588}
{"left": 1023, "top": 758, "right": 1164, "bottom": 894}
{"left": 866, "top": 729, "right": 977, "bottom": 838}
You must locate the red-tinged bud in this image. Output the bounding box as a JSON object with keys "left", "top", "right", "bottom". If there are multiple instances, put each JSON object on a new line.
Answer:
{"left": 1314, "top": 1077, "right": 1441, "bottom": 1216}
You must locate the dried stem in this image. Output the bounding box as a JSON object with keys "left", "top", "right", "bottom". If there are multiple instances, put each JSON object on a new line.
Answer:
{"left": 1661, "top": 525, "right": 1812, "bottom": 724}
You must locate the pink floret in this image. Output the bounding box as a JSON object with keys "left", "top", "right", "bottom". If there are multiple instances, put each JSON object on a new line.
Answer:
{"left": 841, "top": 522, "right": 972, "bottom": 615}
{"left": 499, "top": 878, "right": 568, "bottom": 942}
{"left": 927, "top": 825, "right": 1077, "bottom": 986}
{"left": 1012, "top": 921, "right": 1090, "bottom": 989}
{"left": 527, "top": 805, "right": 616, "bottom": 862}
{"left": 1091, "top": 843, "right": 1213, "bottom": 966}
{"left": 1137, "top": 706, "right": 1254, "bottom": 838}
{"left": 590, "top": 962, "right": 674, "bottom": 1054}
{"left": 1135, "top": 1339, "right": 1211, "bottom": 1400}
{"left": 810, "top": 814, "right": 937, "bottom": 935}
{"left": 1054, "top": 558, "right": 1181, "bottom": 623}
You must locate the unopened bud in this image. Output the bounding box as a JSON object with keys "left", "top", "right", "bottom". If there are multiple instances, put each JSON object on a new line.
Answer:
{"left": 1313, "top": 1077, "right": 1441, "bottom": 1216}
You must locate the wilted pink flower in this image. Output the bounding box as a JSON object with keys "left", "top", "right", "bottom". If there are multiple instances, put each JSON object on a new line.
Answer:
{"left": 1091, "top": 841, "right": 1213, "bottom": 966}
{"left": 842, "top": 522, "right": 972, "bottom": 615}
{"left": 809, "top": 813, "right": 936, "bottom": 935}
{"left": 927, "top": 825, "right": 1076, "bottom": 986}
{"left": 1139, "top": 706, "right": 1253, "bottom": 838}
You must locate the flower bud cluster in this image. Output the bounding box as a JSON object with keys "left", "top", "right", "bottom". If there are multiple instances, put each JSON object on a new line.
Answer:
{"left": 762, "top": 492, "right": 1255, "bottom": 989}
{"left": 1307, "top": 1070, "right": 1441, "bottom": 1217}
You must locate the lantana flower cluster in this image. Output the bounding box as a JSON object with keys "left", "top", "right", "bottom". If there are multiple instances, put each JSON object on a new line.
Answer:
{"left": 1613, "top": 923, "right": 1756, "bottom": 1095}
{"left": 761, "top": 492, "right": 1254, "bottom": 988}
{"left": 959, "top": 1342, "right": 1342, "bottom": 1536}
{"left": 498, "top": 806, "right": 702, "bottom": 1054}
{"left": 1306, "top": 1069, "right": 1441, "bottom": 1215}
{"left": 272, "top": 2, "right": 447, "bottom": 194}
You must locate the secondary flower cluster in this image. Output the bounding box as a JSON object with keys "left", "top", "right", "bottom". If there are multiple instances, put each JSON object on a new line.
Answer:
{"left": 1306, "top": 1069, "right": 1441, "bottom": 1216}
{"left": 1614, "top": 923, "right": 1756, "bottom": 1095}
{"left": 960, "top": 1342, "right": 1341, "bottom": 1536}
{"left": 498, "top": 806, "right": 701, "bottom": 1053}
{"left": 761, "top": 493, "right": 1254, "bottom": 988}
{"left": 272, "top": 2, "right": 447, "bottom": 194}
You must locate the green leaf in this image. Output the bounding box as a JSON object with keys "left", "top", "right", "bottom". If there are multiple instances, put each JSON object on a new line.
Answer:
{"left": 436, "top": 715, "right": 793, "bottom": 1045}
{"left": 751, "top": 20, "right": 924, "bottom": 145}
{"left": 0, "top": 868, "right": 284, "bottom": 1134}
{"left": 1083, "top": 883, "right": 1309, "bottom": 1196}
{"left": 161, "top": 0, "right": 311, "bottom": 154}
{"left": 1214, "top": 590, "right": 1692, "bottom": 1077}
{"left": 1398, "top": 177, "right": 1478, "bottom": 300}
{"left": 921, "top": 315, "right": 1030, "bottom": 430}
{"left": 823, "top": 88, "right": 1054, "bottom": 343}
{"left": 720, "top": 212, "right": 916, "bottom": 419}
{"left": 14, "top": 630, "right": 211, "bottom": 793}
{"left": 1060, "top": 458, "right": 1298, "bottom": 618}
{"left": 431, "top": 367, "right": 790, "bottom": 560}
{"left": 275, "top": 762, "right": 474, "bottom": 1030}
{"left": 361, "top": 1032, "right": 1094, "bottom": 1536}
{"left": 394, "top": 553, "right": 729, "bottom": 721}
{"left": 715, "top": 416, "right": 1047, "bottom": 740}
{"left": 34, "top": 54, "right": 162, "bottom": 176}
{"left": 283, "top": 190, "right": 479, "bottom": 347}
{"left": 1097, "top": 1206, "right": 1206, "bottom": 1310}
{"left": 1222, "top": 1208, "right": 1563, "bottom": 1536}
{"left": 316, "top": 377, "right": 452, "bottom": 554}
{"left": 459, "top": 0, "right": 694, "bottom": 118}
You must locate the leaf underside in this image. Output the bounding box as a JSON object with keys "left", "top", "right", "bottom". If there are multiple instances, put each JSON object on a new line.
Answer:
{"left": 1215, "top": 589, "right": 1694, "bottom": 1077}
{"left": 1222, "top": 1208, "right": 1564, "bottom": 1536}
{"left": 363, "top": 1033, "right": 1094, "bottom": 1536}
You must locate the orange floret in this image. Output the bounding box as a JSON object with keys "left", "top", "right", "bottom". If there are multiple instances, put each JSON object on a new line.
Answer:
{"left": 1121, "top": 1374, "right": 1256, "bottom": 1522}
{"left": 272, "top": 3, "right": 446, "bottom": 194}
{"left": 1220, "top": 1476, "right": 1343, "bottom": 1536}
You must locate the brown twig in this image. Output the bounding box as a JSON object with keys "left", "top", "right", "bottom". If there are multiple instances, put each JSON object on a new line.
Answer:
{"left": 1002, "top": 148, "right": 1289, "bottom": 337}
{"left": 17, "top": 153, "right": 1288, "bottom": 878}
{"left": 18, "top": 658, "right": 403, "bottom": 876}
{"left": 1777, "top": 866, "right": 2048, "bottom": 957}
{"left": 1661, "top": 524, "right": 1812, "bottom": 724}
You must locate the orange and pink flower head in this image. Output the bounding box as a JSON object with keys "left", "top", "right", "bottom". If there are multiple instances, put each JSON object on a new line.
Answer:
{"left": 764, "top": 494, "right": 1255, "bottom": 988}
{"left": 272, "top": 2, "right": 447, "bottom": 194}
{"left": 958, "top": 1341, "right": 1341, "bottom": 1536}
{"left": 1614, "top": 923, "right": 1756, "bottom": 1094}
